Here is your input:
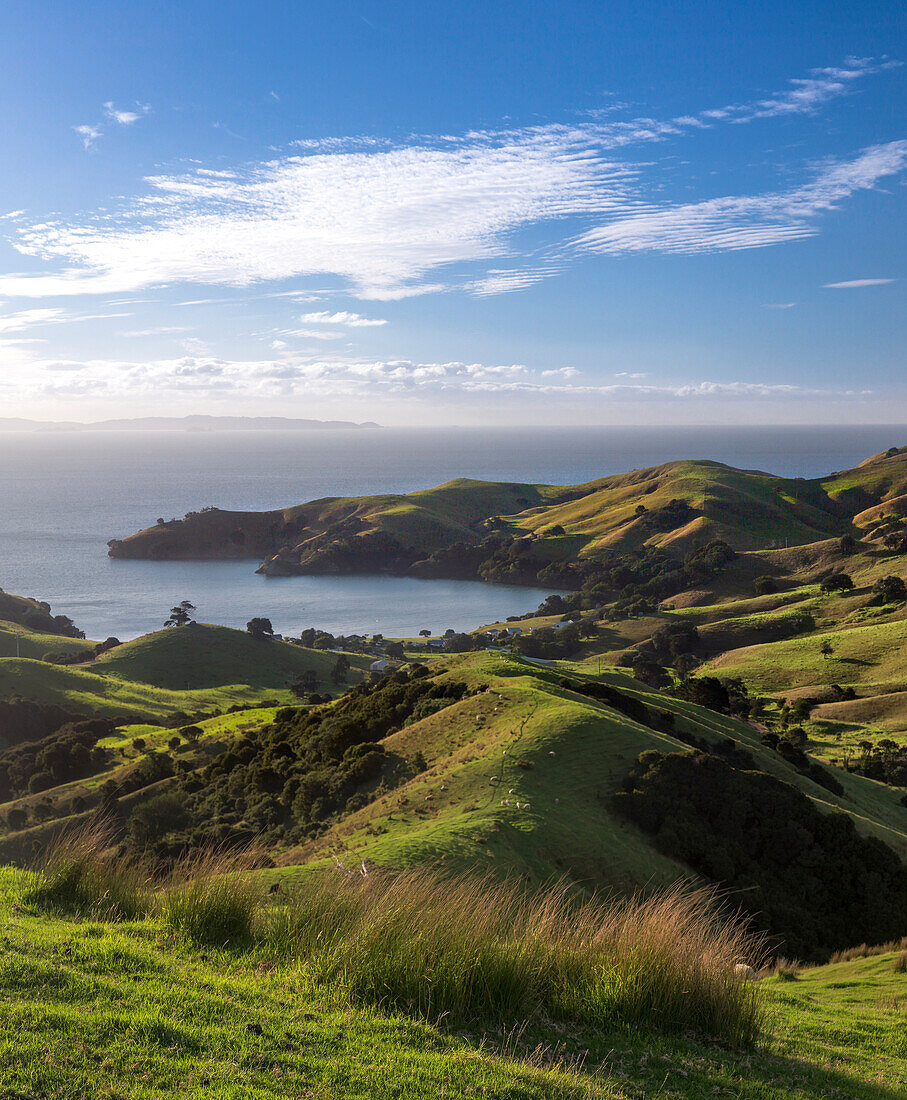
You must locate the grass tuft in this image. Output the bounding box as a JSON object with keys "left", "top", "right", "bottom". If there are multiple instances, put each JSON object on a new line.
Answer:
{"left": 894, "top": 951, "right": 907, "bottom": 974}
{"left": 159, "top": 845, "right": 264, "bottom": 946}
{"left": 264, "top": 869, "right": 763, "bottom": 1044}
{"left": 19, "top": 821, "right": 147, "bottom": 920}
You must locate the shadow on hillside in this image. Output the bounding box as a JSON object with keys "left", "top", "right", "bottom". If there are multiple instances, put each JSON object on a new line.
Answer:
{"left": 836, "top": 657, "right": 873, "bottom": 666}
{"left": 498, "top": 1018, "right": 906, "bottom": 1100}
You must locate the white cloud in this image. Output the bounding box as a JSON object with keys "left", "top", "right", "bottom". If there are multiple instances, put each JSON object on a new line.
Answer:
{"left": 1, "top": 132, "right": 634, "bottom": 300}
{"left": 765, "top": 302, "right": 797, "bottom": 309}
{"left": 0, "top": 307, "right": 130, "bottom": 333}
{"left": 73, "top": 124, "right": 102, "bottom": 150}
{"left": 823, "top": 278, "right": 895, "bottom": 288}
{"left": 103, "top": 102, "right": 144, "bottom": 126}
{"left": 298, "top": 310, "right": 387, "bottom": 326}
{"left": 615, "top": 371, "right": 649, "bottom": 378}
{"left": 0, "top": 308, "right": 64, "bottom": 333}
{"left": 698, "top": 57, "right": 896, "bottom": 124}
{"left": 3, "top": 61, "right": 901, "bottom": 301}
{"left": 575, "top": 142, "right": 907, "bottom": 255}
{"left": 275, "top": 328, "right": 345, "bottom": 341}
{"left": 0, "top": 342, "right": 867, "bottom": 407}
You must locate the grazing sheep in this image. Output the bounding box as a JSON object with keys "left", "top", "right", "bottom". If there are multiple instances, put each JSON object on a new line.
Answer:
{"left": 734, "top": 963, "right": 758, "bottom": 981}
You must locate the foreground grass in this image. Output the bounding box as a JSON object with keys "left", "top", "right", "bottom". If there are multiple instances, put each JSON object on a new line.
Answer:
{"left": 2, "top": 866, "right": 906, "bottom": 1099}
{"left": 17, "top": 827, "right": 762, "bottom": 1044}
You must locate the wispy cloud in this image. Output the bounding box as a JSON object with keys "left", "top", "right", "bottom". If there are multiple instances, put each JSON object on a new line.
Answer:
{"left": 73, "top": 124, "right": 102, "bottom": 150}
{"left": 6, "top": 60, "right": 901, "bottom": 300}
{"left": 298, "top": 310, "right": 387, "bottom": 326}
{"left": 697, "top": 57, "right": 898, "bottom": 124}
{"left": 823, "top": 277, "right": 895, "bottom": 288}
{"left": 575, "top": 142, "right": 907, "bottom": 255}
{"left": 0, "top": 307, "right": 131, "bottom": 333}
{"left": 765, "top": 302, "right": 797, "bottom": 309}
{"left": 103, "top": 102, "right": 147, "bottom": 126}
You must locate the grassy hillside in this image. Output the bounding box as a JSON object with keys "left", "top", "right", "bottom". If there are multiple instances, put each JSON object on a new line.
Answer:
{"left": 0, "top": 624, "right": 368, "bottom": 721}
{"left": 1, "top": 864, "right": 905, "bottom": 1099}
{"left": 0, "top": 619, "right": 96, "bottom": 660}
{"left": 95, "top": 624, "right": 369, "bottom": 690}
{"left": 109, "top": 451, "right": 907, "bottom": 580}
{"left": 273, "top": 654, "right": 907, "bottom": 889}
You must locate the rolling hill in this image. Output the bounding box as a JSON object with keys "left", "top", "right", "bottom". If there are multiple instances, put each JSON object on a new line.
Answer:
{"left": 108, "top": 450, "right": 907, "bottom": 582}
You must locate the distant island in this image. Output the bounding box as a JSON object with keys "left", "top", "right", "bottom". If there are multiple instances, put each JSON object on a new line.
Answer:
{"left": 0, "top": 415, "right": 381, "bottom": 432}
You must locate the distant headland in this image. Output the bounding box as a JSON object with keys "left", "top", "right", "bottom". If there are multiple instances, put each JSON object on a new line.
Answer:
{"left": 0, "top": 415, "right": 381, "bottom": 432}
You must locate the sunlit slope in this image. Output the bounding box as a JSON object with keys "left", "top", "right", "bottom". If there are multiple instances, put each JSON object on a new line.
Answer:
{"left": 0, "top": 625, "right": 368, "bottom": 719}
{"left": 705, "top": 618, "right": 907, "bottom": 695}
{"left": 0, "top": 656, "right": 286, "bottom": 720}
{"left": 0, "top": 620, "right": 96, "bottom": 660}
{"left": 94, "top": 624, "right": 369, "bottom": 690}
{"left": 281, "top": 653, "right": 907, "bottom": 885}
{"left": 111, "top": 452, "right": 907, "bottom": 573}
{"left": 109, "top": 479, "right": 553, "bottom": 562}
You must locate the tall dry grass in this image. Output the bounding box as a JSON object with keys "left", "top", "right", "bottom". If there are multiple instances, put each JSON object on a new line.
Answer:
{"left": 829, "top": 938, "right": 907, "bottom": 964}
{"left": 263, "top": 869, "right": 764, "bottom": 1043}
{"left": 20, "top": 821, "right": 147, "bottom": 920}
{"left": 20, "top": 828, "right": 763, "bottom": 1042}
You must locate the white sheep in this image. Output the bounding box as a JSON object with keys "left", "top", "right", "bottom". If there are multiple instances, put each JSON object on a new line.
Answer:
{"left": 734, "top": 963, "right": 758, "bottom": 981}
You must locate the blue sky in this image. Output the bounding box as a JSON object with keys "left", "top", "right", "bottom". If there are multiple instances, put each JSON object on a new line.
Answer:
{"left": 0, "top": 0, "right": 904, "bottom": 425}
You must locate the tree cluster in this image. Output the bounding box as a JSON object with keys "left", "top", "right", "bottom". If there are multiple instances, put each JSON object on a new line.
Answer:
{"left": 615, "top": 748, "right": 907, "bottom": 959}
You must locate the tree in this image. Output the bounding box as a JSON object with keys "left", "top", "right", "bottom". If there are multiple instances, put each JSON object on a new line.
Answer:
{"left": 290, "top": 669, "right": 319, "bottom": 697}
{"left": 131, "top": 737, "right": 146, "bottom": 754}
{"left": 331, "top": 654, "right": 351, "bottom": 685}
{"left": 168, "top": 736, "right": 181, "bottom": 751}
{"left": 246, "top": 617, "right": 274, "bottom": 640}
{"left": 820, "top": 640, "right": 834, "bottom": 660}
{"left": 839, "top": 534, "right": 857, "bottom": 555}
{"left": 820, "top": 573, "right": 854, "bottom": 595}
{"left": 165, "top": 600, "right": 196, "bottom": 628}
{"left": 418, "top": 629, "right": 432, "bottom": 638}
{"left": 873, "top": 575, "right": 907, "bottom": 604}
{"left": 385, "top": 641, "right": 406, "bottom": 660}
{"left": 673, "top": 652, "right": 698, "bottom": 679}
{"left": 754, "top": 575, "right": 777, "bottom": 595}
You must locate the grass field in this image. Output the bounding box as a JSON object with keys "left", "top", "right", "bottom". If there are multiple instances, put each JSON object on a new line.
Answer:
{"left": 94, "top": 624, "right": 370, "bottom": 690}
{"left": 1, "top": 865, "right": 905, "bottom": 1099}
{"left": 0, "top": 655, "right": 293, "bottom": 719}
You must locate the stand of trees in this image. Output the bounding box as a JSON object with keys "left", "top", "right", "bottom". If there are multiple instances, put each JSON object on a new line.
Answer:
{"left": 615, "top": 748, "right": 907, "bottom": 960}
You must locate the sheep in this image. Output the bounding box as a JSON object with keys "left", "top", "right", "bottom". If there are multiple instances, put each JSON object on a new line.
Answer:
{"left": 734, "top": 963, "right": 758, "bottom": 981}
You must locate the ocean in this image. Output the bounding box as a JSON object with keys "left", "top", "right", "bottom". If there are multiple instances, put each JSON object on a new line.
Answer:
{"left": 1, "top": 424, "right": 904, "bottom": 641}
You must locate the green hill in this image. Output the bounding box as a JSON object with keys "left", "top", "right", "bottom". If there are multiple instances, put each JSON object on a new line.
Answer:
{"left": 109, "top": 452, "right": 907, "bottom": 580}
{"left": 94, "top": 624, "right": 369, "bottom": 690}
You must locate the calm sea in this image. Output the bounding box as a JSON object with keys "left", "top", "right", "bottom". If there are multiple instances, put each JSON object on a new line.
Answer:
{"left": 1, "top": 424, "right": 904, "bottom": 641}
